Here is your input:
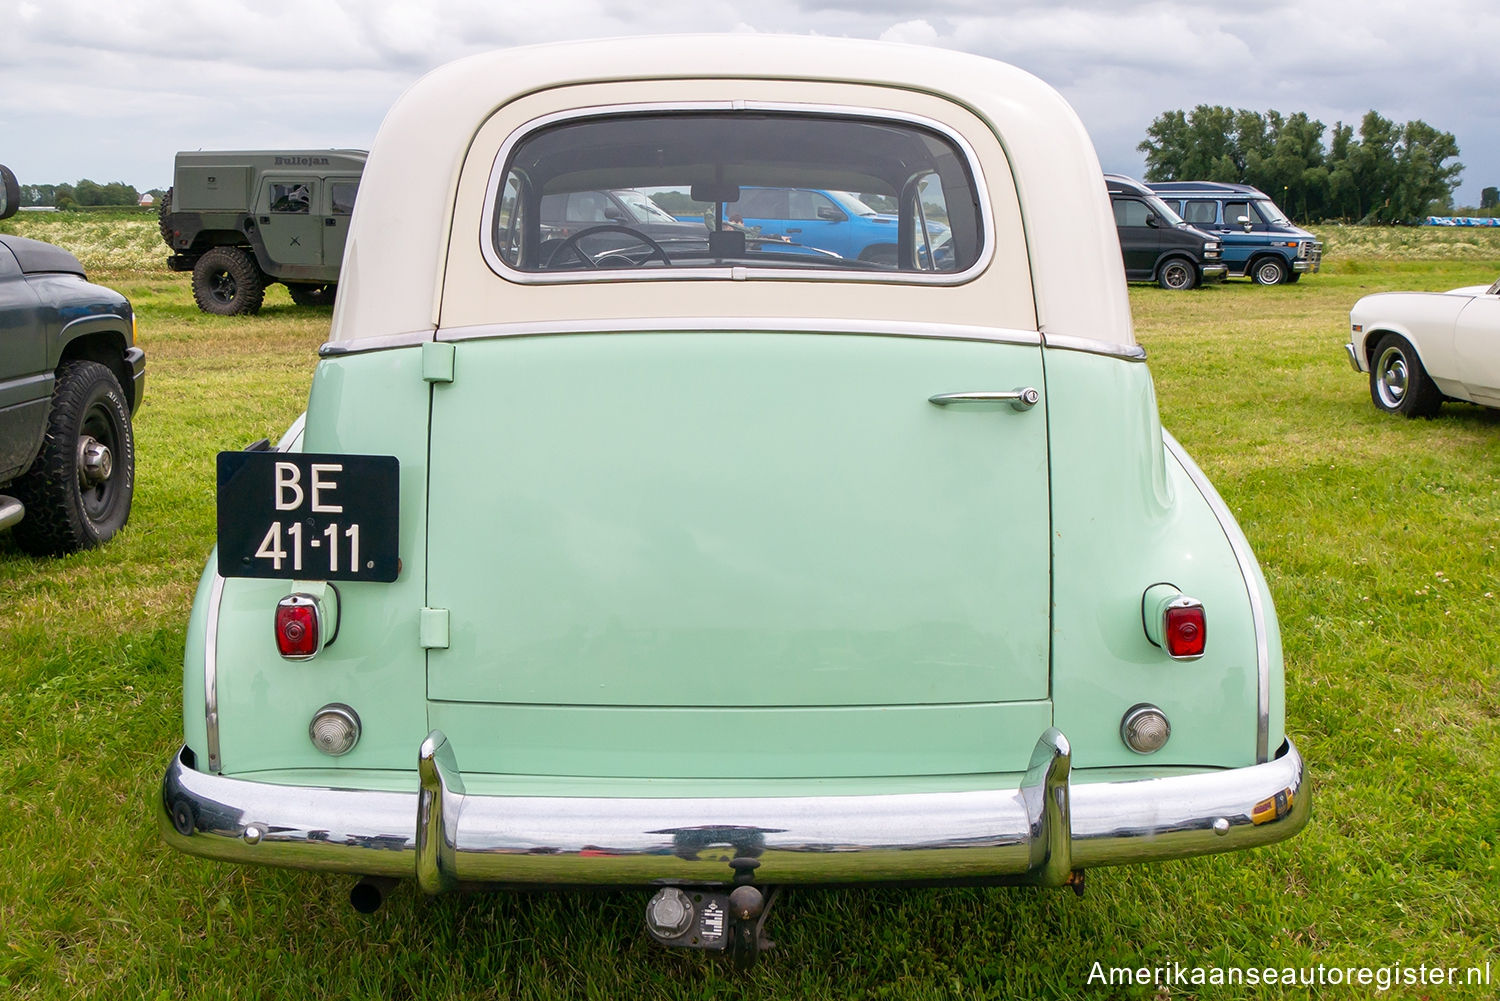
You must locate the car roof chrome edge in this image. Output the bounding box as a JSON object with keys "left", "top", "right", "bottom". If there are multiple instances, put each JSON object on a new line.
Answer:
{"left": 1161, "top": 431, "right": 1270, "bottom": 763}
{"left": 1041, "top": 333, "right": 1147, "bottom": 361}
{"left": 479, "top": 100, "right": 995, "bottom": 287}
{"left": 434, "top": 317, "right": 1043, "bottom": 348}
{"left": 204, "top": 572, "right": 226, "bottom": 774}
{"left": 320, "top": 330, "right": 435, "bottom": 357}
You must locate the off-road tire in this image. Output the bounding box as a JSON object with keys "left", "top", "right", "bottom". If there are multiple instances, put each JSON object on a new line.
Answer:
{"left": 193, "top": 247, "right": 264, "bottom": 316}
{"left": 157, "top": 187, "right": 174, "bottom": 245}
{"left": 11, "top": 361, "right": 136, "bottom": 555}
{"left": 287, "top": 283, "right": 336, "bottom": 307}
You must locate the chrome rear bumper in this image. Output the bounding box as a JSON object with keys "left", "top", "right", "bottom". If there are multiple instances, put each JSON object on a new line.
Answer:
{"left": 158, "top": 730, "right": 1308, "bottom": 888}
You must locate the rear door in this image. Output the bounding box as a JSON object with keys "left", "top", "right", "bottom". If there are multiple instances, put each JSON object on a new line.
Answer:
{"left": 425, "top": 330, "right": 1051, "bottom": 711}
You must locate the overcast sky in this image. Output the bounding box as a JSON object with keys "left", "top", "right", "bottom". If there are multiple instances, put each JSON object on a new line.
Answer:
{"left": 3, "top": 0, "right": 1495, "bottom": 207}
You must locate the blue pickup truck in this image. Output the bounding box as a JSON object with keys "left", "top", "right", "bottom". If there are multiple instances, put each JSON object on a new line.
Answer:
{"left": 1147, "top": 181, "right": 1321, "bottom": 285}
{"left": 722, "top": 187, "right": 946, "bottom": 266}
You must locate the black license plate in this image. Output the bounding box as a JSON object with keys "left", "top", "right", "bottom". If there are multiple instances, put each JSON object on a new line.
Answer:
{"left": 217, "top": 451, "right": 399, "bottom": 582}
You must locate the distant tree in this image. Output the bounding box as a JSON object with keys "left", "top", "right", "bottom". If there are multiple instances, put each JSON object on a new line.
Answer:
{"left": 1139, "top": 106, "right": 1462, "bottom": 222}
{"left": 1482, "top": 186, "right": 1499, "bottom": 210}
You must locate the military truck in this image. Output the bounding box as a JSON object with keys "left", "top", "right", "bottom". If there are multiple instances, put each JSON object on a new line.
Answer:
{"left": 159, "top": 150, "right": 365, "bottom": 315}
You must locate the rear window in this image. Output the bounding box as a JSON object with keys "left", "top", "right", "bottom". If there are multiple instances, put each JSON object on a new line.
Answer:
{"left": 488, "top": 111, "right": 984, "bottom": 278}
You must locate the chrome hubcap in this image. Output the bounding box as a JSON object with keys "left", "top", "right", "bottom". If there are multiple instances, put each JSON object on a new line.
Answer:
{"left": 78, "top": 435, "right": 113, "bottom": 486}
{"left": 1376, "top": 347, "right": 1408, "bottom": 407}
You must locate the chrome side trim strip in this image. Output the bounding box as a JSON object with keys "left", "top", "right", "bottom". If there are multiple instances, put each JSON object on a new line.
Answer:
{"left": 437, "top": 317, "right": 1044, "bottom": 348}
{"left": 320, "top": 330, "right": 434, "bottom": 357}
{"left": 478, "top": 101, "right": 995, "bottom": 287}
{"left": 1162, "top": 432, "right": 1272, "bottom": 763}
{"left": 1040, "top": 332, "right": 1147, "bottom": 362}
{"left": 203, "top": 573, "right": 226, "bottom": 774}
{"left": 320, "top": 325, "right": 1149, "bottom": 360}
{"left": 158, "top": 732, "right": 1307, "bottom": 885}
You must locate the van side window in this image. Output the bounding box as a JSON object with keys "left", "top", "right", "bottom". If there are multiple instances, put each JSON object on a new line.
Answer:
{"left": 1113, "top": 199, "right": 1151, "bottom": 227}
{"left": 1225, "top": 201, "right": 1251, "bottom": 225}
{"left": 1183, "top": 200, "right": 1217, "bottom": 226}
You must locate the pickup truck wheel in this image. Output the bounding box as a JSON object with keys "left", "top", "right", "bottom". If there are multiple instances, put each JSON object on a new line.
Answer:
{"left": 10, "top": 361, "right": 135, "bottom": 555}
{"left": 1370, "top": 333, "right": 1443, "bottom": 418}
{"left": 1157, "top": 257, "right": 1197, "bottom": 290}
{"left": 1251, "top": 257, "right": 1287, "bottom": 285}
{"left": 193, "top": 247, "right": 264, "bottom": 315}
{"left": 287, "top": 283, "right": 336, "bottom": 307}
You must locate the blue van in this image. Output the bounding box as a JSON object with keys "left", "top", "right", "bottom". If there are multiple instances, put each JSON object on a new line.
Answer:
{"left": 1147, "top": 181, "right": 1321, "bottom": 284}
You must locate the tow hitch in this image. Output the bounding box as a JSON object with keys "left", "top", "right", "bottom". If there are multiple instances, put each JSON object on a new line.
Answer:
{"left": 644, "top": 884, "right": 781, "bottom": 965}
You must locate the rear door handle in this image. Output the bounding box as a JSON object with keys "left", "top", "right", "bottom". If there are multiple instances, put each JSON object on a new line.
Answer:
{"left": 929, "top": 388, "right": 1040, "bottom": 412}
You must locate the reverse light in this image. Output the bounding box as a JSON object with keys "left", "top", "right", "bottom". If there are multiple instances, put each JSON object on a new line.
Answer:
{"left": 1121, "top": 703, "right": 1171, "bottom": 753}
{"left": 309, "top": 703, "right": 361, "bottom": 756}
{"left": 1142, "top": 583, "right": 1207, "bottom": 660}
{"left": 275, "top": 586, "right": 339, "bottom": 660}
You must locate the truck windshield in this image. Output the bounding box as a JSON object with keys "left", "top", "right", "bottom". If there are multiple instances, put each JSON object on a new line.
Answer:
{"left": 490, "top": 111, "right": 983, "bottom": 276}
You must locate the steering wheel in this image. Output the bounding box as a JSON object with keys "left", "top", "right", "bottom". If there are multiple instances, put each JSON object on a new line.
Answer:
{"left": 546, "top": 224, "right": 672, "bottom": 269}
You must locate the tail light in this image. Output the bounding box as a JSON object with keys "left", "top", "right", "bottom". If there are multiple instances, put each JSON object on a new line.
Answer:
{"left": 275, "top": 588, "right": 339, "bottom": 660}
{"left": 1142, "top": 583, "right": 1206, "bottom": 660}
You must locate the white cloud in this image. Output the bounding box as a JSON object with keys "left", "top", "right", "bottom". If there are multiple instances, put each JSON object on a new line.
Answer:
{"left": 0, "top": 0, "right": 1491, "bottom": 202}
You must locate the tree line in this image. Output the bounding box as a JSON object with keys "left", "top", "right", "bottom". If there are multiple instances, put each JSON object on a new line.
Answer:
{"left": 1137, "top": 106, "right": 1469, "bottom": 223}
{"left": 18, "top": 180, "right": 162, "bottom": 209}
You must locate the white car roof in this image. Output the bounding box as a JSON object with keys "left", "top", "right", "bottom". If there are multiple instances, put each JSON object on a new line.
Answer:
{"left": 328, "top": 34, "right": 1132, "bottom": 349}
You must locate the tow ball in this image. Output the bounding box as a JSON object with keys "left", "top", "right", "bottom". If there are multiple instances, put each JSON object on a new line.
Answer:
{"left": 644, "top": 884, "right": 781, "bottom": 965}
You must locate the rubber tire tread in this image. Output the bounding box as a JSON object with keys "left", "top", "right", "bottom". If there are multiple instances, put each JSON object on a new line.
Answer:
{"left": 193, "top": 247, "right": 264, "bottom": 316}
{"left": 1370, "top": 332, "right": 1443, "bottom": 419}
{"left": 157, "top": 187, "right": 174, "bottom": 244}
{"left": 11, "top": 360, "right": 136, "bottom": 555}
{"left": 1157, "top": 257, "right": 1198, "bottom": 291}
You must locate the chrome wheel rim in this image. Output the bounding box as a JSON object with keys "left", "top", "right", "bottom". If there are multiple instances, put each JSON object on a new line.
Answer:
{"left": 1375, "top": 346, "right": 1409, "bottom": 408}
{"left": 1256, "top": 261, "right": 1282, "bottom": 284}
{"left": 1162, "top": 262, "right": 1190, "bottom": 288}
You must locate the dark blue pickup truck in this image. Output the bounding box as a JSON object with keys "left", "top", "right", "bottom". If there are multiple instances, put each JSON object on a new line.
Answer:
{"left": 0, "top": 165, "right": 144, "bottom": 554}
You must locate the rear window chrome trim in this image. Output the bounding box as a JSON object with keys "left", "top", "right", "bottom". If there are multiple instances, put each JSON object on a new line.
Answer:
{"left": 433, "top": 317, "right": 1042, "bottom": 348}
{"left": 479, "top": 101, "right": 995, "bottom": 287}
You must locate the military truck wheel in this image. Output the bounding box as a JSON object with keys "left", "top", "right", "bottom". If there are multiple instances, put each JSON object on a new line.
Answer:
{"left": 157, "top": 187, "right": 174, "bottom": 244}
{"left": 287, "top": 283, "right": 336, "bottom": 307}
{"left": 193, "top": 247, "right": 265, "bottom": 315}
{"left": 11, "top": 361, "right": 136, "bottom": 555}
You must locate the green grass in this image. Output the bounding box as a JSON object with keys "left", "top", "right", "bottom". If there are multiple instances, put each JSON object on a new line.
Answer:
{"left": 2, "top": 221, "right": 1499, "bottom": 999}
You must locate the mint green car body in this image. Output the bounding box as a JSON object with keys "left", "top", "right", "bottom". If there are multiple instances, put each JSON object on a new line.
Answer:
{"left": 162, "top": 36, "right": 1306, "bottom": 897}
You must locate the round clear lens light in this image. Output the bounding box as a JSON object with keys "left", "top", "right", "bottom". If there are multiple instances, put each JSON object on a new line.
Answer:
{"left": 309, "top": 703, "right": 361, "bottom": 756}
{"left": 1121, "top": 703, "right": 1171, "bottom": 753}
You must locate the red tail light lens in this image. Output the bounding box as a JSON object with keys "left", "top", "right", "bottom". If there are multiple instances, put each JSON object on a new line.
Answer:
{"left": 276, "top": 594, "right": 322, "bottom": 659}
{"left": 1163, "top": 603, "right": 1207, "bottom": 659}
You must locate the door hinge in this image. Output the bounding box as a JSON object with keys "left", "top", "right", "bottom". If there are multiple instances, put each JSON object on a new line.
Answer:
{"left": 422, "top": 341, "right": 455, "bottom": 384}
{"left": 420, "top": 607, "right": 450, "bottom": 649}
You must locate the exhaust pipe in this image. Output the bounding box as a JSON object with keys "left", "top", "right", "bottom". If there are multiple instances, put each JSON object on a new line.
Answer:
{"left": 349, "top": 875, "right": 398, "bottom": 914}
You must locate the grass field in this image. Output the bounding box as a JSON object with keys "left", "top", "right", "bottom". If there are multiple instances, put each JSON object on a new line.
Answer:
{"left": 1, "top": 217, "right": 1498, "bottom": 999}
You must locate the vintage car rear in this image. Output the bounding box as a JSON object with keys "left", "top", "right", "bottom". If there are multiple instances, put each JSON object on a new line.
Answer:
{"left": 161, "top": 35, "right": 1307, "bottom": 952}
